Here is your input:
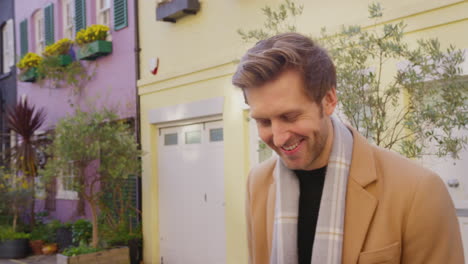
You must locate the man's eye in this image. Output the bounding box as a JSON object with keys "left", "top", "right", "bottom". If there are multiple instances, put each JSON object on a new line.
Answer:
{"left": 281, "top": 114, "right": 298, "bottom": 122}
{"left": 256, "top": 119, "right": 271, "bottom": 126}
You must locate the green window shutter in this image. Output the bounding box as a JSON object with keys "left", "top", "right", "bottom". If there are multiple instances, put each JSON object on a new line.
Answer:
{"left": 75, "top": 0, "right": 87, "bottom": 33}
{"left": 20, "top": 19, "right": 28, "bottom": 57}
{"left": 113, "top": 0, "right": 128, "bottom": 31}
{"left": 44, "top": 4, "right": 55, "bottom": 45}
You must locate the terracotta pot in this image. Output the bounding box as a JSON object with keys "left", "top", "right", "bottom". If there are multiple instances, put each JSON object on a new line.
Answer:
{"left": 42, "top": 243, "right": 58, "bottom": 255}
{"left": 29, "top": 240, "right": 44, "bottom": 255}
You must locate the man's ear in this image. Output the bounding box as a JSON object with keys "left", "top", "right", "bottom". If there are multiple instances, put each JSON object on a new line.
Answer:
{"left": 322, "top": 87, "right": 338, "bottom": 116}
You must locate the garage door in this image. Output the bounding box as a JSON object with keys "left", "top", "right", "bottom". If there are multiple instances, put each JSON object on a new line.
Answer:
{"left": 158, "top": 119, "right": 226, "bottom": 264}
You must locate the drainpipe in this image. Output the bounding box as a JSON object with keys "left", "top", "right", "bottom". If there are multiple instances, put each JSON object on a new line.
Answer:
{"left": 133, "top": 0, "right": 142, "bottom": 225}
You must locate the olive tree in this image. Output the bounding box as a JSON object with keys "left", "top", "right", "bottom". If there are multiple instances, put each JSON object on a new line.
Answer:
{"left": 42, "top": 107, "right": 141, "bottom": 248}
{"left": 239, "top": 1, "right": 467, "bottom": 159}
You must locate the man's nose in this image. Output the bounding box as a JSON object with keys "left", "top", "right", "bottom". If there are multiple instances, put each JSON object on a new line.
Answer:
{"left": 272, "top": 121, "right": 290, "bottom": 148}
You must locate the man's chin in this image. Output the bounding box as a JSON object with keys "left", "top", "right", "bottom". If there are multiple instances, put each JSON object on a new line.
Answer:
{"left": 280, "top": 158, "right": 304, "bottom": 171}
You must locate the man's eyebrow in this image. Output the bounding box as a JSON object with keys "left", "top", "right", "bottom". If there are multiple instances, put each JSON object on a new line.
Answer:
{"left": 250, "top": 115, "right": 263, "bottom": 120}
{"left": 251, "top": 110, "right": 301, "bottom": 120}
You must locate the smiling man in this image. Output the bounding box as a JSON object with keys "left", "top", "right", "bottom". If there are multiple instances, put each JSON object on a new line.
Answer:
{"left": 232, "top": 33, "right": 463, "bottom": 264}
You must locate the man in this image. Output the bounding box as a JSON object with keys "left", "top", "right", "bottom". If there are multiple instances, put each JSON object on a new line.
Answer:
{"left": 232, "top": 32, "right": 464, "bottom": 264}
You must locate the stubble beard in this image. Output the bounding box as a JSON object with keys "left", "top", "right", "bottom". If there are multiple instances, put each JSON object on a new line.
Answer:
{"left": 276, "top": 125, "right": 329, "bottom": 171}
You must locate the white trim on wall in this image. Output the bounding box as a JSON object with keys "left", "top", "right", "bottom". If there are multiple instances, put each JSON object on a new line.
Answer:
{"left": 149, "top": 97, "right": 224, "bottom": 124}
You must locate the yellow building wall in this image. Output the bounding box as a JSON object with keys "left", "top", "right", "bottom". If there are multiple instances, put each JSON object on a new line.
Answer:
{"left": 138, "top": 0, "right": 468, "bottom": 263}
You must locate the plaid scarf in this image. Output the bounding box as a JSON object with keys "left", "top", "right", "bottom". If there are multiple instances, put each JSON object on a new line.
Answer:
{"left": 270, "top": 116, "right": 354, "bottom": 264}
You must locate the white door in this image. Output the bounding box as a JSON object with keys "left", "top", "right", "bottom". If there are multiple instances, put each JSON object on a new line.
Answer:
{"left": 158, "top": 120, "right": 226, "bottom": 264}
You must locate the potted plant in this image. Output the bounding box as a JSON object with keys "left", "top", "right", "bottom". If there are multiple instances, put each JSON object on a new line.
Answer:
{"left": 17, "top": 52, "right": 42, "bottom": 82}
{"left": 75, "top": 25, "right": 112, "bottom": 60}
{"left": 36, "top": 38, "right": 89, "bottom": 92}
{"left": 56, "top": 219, "right": 129, "bottom": 264}
{"left": 7, "top": 99, "right": 47, "bottom": 229}
{"left": 101, "top": 223, "right": 142, "bottom": 264}
{"left": 0, "top": 168, "right": 32, "bottom": 232}
{"left": 0, "top": 227, "right": 31, "bottom": 259}
{"left": 0, "top": 168, "right": 32, "bottom": 259}
{"left": 56, "top": 222, "right": 73, "bottom": 253}
{"left": 29, "top": 224, "right": 48, "bottom": 254}
{"left": 43, "top": 38, "right": 74, "bottom": 66}
{"left": 41, "top": 220, "right": 63, "bottom": 255}
{"left": 58, "top": 245, "right": 129, "bottom": 264}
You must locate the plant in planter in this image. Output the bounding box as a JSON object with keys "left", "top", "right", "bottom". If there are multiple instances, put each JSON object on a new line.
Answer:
{"left": 6, "top": 99, "right": 47, "bottom": 229}
{"left": 41, "top": 220, "right": 62, "bottom": 254}
{"left": 56, "top": 222, "right": 73, "bottom": 252}
{"left": 101, "top": 223, "right": 142, "bottom": 264}
{"left": 0, "top": 168, "right": 32, "bottom": 259}
{"left": 100, "top": 176, "right": 142, "bottom": 264}
{"left": 30, "top": 219, "right": 70, "bottom": 254}
{"left": 76, "top": 25, "right": 112, "bottom": 60}
{"left": 71, "top": 219, "right": 92, "bottom": 246}
{"left": 38, "top": 38, "right": 90, "bottom": 94}
{"left": 29, "top": 224, "right": 48, "bottom": 254}
{"left": 0, "top": 227, "right": 31, "bottom": 259}
{"left": 56, "top": 220, "right": 134, "bottom": 264}
{"left": 43, "top": 38, "right": 74, "bottom": 66}
{"left": 0, "top": 167, "right": 32, "bottom": 232}
{"left": 58, "top": 246, "right": 129, "bottom": 264}
{"left": 17, "top": 52, "right": 42, "bottom": 82}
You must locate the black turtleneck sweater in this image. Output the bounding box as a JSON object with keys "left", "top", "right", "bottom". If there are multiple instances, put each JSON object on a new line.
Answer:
{"left": 294, "top": 166, "right": 327, "bottom": 264}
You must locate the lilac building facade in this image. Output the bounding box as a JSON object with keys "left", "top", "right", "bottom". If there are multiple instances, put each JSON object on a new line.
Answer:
{"left": 14, "top": 0, "right": 138, "bottom": 222}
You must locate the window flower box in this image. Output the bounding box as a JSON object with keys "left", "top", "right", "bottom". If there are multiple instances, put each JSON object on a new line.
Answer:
{"left": 58, "top": 54, "right": 73, "bottom": 66}
{"left": 57, "top": 247, "right": 129, "bottom": 264}
{"left": 156, "top": 0, "right": 200, "bottom": 23}
{"left": 19, "top": 67, "right": 38, "bottom": 82}
{"left": 77, "top": 40, "right": 112, "bottom": 61}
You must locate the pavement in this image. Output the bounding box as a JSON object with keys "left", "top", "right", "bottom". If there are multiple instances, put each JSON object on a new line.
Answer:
{"left": 0, "top": 255, "right": 56, "bottom": 264}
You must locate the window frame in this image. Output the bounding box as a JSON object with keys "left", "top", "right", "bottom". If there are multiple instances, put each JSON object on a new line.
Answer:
{"left": 34, "top": 9, "right": 45, "bottom": 53}
{"left": 1, "top": 19, "right": 14, "bottom": 74}
{"left": 56, "top": 161, "right": 78, "bottom": 200}
{"left": 63, "top": 0, "right": 75, "bottom": 39}
{"left": 97, "top": 0, "right": 111, "bottom": 28}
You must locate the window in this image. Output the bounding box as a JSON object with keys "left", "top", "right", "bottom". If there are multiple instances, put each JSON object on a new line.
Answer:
{"left": 97, "top": 0, "right": 111, "bottom": 27}
{"left": 63, "top": 0, "right": 75, "bottom": 39}
{"left": 34, "top": 10, "right": 45, "bottom": 53}
{"left": 164, "top": 133, "right": 178, "bottom": 146}
{"left": 1, "top": 19, "right": 14, "bottom": 74}
{"left": 209, "top": 128, "right": 223, "bottom": 142}
{"left": 185, "top": 130, "right": 201, "bottom": 144}
{"left": 19, "top": 19, "right": 28, "bottom": 57}
{"left": 56, "top": 161, "right": 78, "bottom": 200}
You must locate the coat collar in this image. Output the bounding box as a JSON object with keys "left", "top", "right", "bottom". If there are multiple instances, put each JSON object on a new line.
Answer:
{"left": 342, "top": 126, "right": 379, "bottom": 264}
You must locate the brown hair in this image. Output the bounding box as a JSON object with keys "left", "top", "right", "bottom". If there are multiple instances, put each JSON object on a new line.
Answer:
{"left": 232, "top": 32, "right": 336, "bottom": 104}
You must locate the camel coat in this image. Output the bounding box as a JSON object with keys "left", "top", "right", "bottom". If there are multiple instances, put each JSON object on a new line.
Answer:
{"left": 246, "top": 127, "right": 464, "bottom": 264}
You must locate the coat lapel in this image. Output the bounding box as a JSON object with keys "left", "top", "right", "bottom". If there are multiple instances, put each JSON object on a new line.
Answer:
{"left": 342, "top": 127, "right": 378, "bottom": 264}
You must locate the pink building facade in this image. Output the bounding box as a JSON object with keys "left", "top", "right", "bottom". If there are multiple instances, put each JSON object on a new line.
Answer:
{"left": 14, "top": 0, "right": 138, "bottom": 223}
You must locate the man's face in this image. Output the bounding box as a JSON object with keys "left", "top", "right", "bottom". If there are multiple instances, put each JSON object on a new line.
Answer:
{"left": 245, "top": 70, "right": 337, "bottom": 171}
